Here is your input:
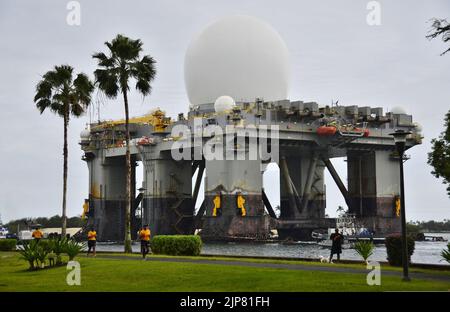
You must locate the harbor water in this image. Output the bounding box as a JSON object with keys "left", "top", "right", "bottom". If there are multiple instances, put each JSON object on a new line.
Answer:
{"left": 95, "top": 233, "right": 450, "bottom": 265}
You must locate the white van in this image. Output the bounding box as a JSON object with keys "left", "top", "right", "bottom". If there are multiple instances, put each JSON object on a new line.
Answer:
{"left": 18, "top": 230, "right": 32, "bottom": 240}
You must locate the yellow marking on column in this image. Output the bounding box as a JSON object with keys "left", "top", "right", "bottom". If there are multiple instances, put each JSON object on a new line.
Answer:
{"left": 81, "top": 201, "right": 89, "bottom": 219}
{"left": 237, "top": 195, "right": 246, "bottom": 217}
{"left": 213, "top": 195, "right": 221, "bottom": 217}
{"left": 91, "top": 184, "right": 101, "bottom": 199}
{"left": 395, "top": 197, "right": 401, "bottom": 217}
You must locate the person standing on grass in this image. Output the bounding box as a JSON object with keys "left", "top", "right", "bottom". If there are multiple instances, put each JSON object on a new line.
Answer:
{"left": 139, "top": 225, "right": 151, "bottom": 259}
{"left": 87, "top": 227, "right": 97, "bottom": 257}
{"left": 32, "top": 227, "right": 43, "bottom": 241}
{"left": 329, "top": 228, "right": 344, "bottom": 262}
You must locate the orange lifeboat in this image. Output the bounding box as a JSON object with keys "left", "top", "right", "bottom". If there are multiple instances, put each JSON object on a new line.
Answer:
{"left": 137, "top": 136, "right": 153, "bottom": 146}
{"left": 317, "top": 126, "right": 337, "bottom": 136}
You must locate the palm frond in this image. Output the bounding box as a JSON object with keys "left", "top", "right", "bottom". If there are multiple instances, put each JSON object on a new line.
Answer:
{"left": 73, "top": 73, "right": 94, "bottom": 106}
{"left": 130, "top": 55, "right": 156, "bottom": 95}
{"left": 43, "top": 65, "right": 73, "bottom": 87}
{"left": 49, "top": 101, "right": 66, "bottom": 117}
{"left": 65, "top": 239, "right": 86, "bottom": 261}
{"left": 109, "top": 34, "right": 143, "bottom": 60}
{"left": 135, "top": 79, "right": 151, "bottom": 95}
{"left": 94, "top": 68, "right": 119, "bottom": 98}
{"left": 441, "top": 243, "right": 450, "bottom": 263}
{"left": 71, "top": 103, "right": 85, "bottom": 116}
{"left": 92, "top": 52, "right": 116, "bottom": 67}
{"left": 35, "top": 98, "right": 52, "bottom": 114}
{"left": 354, "top": 240, "right": 374, "bottom": 262}
{"left": 34, "top": 80, "right": 52, "bottom": 102}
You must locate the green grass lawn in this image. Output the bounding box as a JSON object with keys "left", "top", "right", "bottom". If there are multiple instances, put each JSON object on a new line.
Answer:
{"left": 0, "top": 252, "right": 449, "bottom": 292}
{"left": 100, "top": 252, "right": 450, "bottom": 277}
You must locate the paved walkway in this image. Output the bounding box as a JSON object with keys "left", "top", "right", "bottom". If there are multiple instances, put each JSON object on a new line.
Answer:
{"left": 91, "top": 254, "right": 450, "bottom": 282}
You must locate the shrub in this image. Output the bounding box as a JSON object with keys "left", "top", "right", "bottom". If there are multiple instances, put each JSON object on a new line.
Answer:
{"left": 0, "top": 239, "right": 17, "bottom": 251}
{"left": 354, "top": 240, "right": 374, "bottom": 262}
{"left": 151, "top": 235, "right": 202, "bottom": 256}
{"left": 385, "top": 234, "right": 415, "bottom": 266}
{"left": 35, "top": 245, "right": 49, "bottom": 268}
{"left": 18, "top": 238, "right": 72, "bottom": 269}
{"left": 65, "top": 239, "right": 86, "bottom": 260}
{"left": 52, "top": 237, "right": 68, "bottom": 265}
{"left": 19, "top": 240, "right": 50, "bottom": 269}
{"left": 441, "top": 243, "right": 450, "bottom": 264}
{"left": 19, "top": 241, "right": 38, "bottom": 270}
{"left": 37, "top": 239, "right": 54, "bottom": 253}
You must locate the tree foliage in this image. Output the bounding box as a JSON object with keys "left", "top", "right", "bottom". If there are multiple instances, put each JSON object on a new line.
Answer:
{"left": 409, "top": 219, "right": 450, "bottom": 232}
{"left": 427, "top": 110, "right": 450, "bottom": 197}
{"left": 5, "top": 215, "right": 85, "bottom": 234}
{"left": 427, "top": 18, "right": 450, "bottom": 55}
{"left": 93, "top": 34, "right": 156, "bottom": 98}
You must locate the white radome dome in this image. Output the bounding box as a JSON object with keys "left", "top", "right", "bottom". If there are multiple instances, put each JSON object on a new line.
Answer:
{"left": 391, "top": 106, "right": 407, "bottom": 114}
{"left": 214, "top": 95, "right": 235, "bottom": 113}
{"left": 185, "top": 15, "right": 291, "bottom": 105}
{"left": 80, "top": 128, "right": 90, "bottom": 140}
{"left": 413, "top": 122, "right": 423, "bottom": 132}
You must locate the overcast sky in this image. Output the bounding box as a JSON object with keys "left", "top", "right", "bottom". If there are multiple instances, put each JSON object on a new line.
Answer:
{"left": 0, "top": 0, "right": 449, "bottom": 223}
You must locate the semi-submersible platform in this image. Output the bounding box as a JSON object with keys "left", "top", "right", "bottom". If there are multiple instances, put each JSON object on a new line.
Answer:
{"left": 80, "top": 99, "right": 421, "bottom": 241}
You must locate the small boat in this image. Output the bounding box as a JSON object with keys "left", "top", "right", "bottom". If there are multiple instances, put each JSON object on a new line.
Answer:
{"left": 317, "top": 126, "right": 337, "bottom": 136}
{"left": 424, "top": 235, "right": 448, "bottom": 242}
{"left": 338, "top": 127, "right": 369, "bottom": 137}
{"left": 311, "top": 231, "right": 325, "bottom": 240}
{"left": 354, "top": 127, "right": 370, "bottom": 137}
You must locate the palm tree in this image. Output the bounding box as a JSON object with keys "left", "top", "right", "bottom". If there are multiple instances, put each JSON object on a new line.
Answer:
{"left": 34, "top": 65, "right": 94, "bottom": 236}
{"left": 93, "top": 34, "right": 156, "bottom": 253}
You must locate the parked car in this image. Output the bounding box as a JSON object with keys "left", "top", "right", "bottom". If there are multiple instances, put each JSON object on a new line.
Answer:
{"left": 6, "top": 233, "right": 18, "bottom": 240}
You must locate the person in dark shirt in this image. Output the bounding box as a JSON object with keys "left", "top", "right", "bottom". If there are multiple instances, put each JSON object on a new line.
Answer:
{"left": 329, "top": 228, "right": 344, "bottom": 262}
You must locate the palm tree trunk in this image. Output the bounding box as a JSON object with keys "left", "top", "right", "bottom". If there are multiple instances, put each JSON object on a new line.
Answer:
{"left": 123, "top": 89, "right": 132, "bottom": 253}
{"left": 61, "top": 110, "right": 69, "bottom": 237}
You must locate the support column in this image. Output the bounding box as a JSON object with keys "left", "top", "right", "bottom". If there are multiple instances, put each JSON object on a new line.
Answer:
{"left": 192, "top": 161, "right": 205, "bottom": 209}
{"left": 300, "top": 154, "right": 318, "bottom": 212}
{"left": 347, "top": 150, "right": 401, "bottom": 235}
{"left": 201, "top": 158, "right": 269, "bottom": 240}
{"left": 279, "top": 155, "right": 325, "bottom": 220}
{"left": 280, "top": 157, "right": 299, "bottom": 217}
{"left": 141, "top": 152, "right": 193, "bottom": 236}
{"left": 86, "top": 151, "right": 137, "bottom": 241}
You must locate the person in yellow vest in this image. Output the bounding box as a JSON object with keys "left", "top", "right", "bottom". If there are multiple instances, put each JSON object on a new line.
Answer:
{"left": 31, "top": 227, "right": 43, "bottom": 241}
{"left": 139, "top": 225, "right": 151, "bottom": 259}
{"left": 87, "top": 227, "right": 97, "bottom": 257}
